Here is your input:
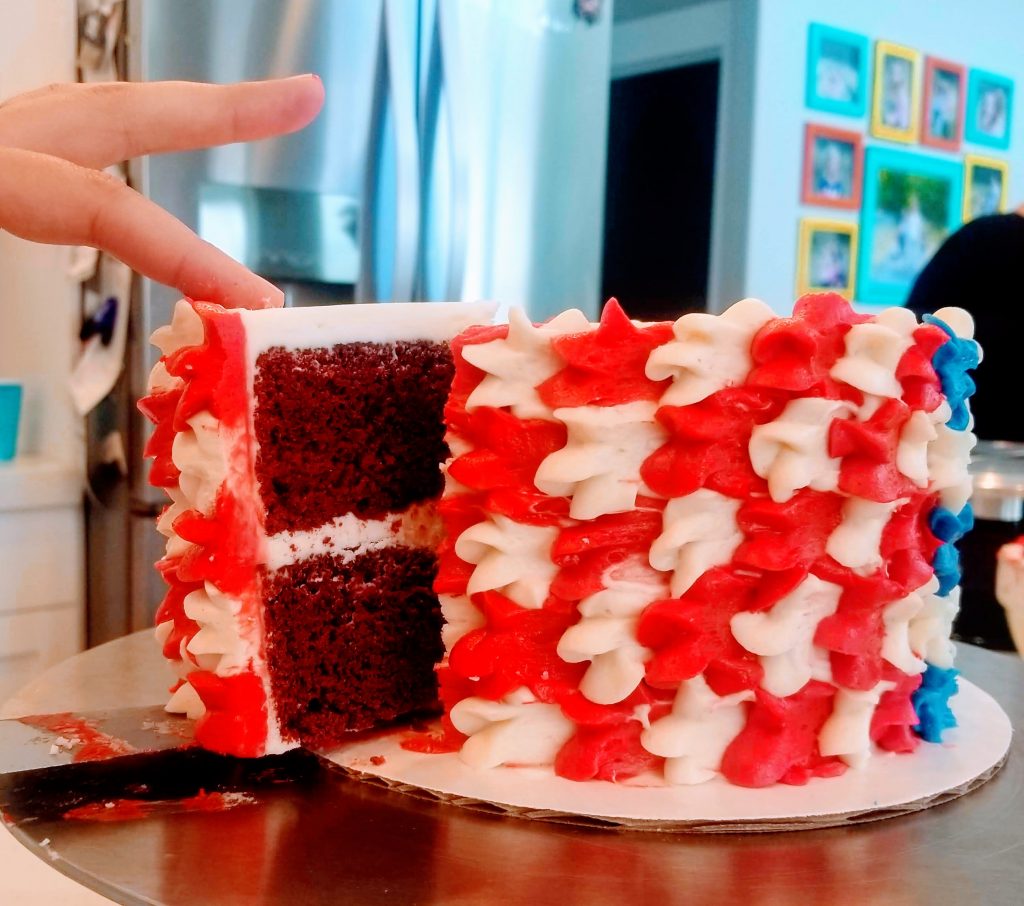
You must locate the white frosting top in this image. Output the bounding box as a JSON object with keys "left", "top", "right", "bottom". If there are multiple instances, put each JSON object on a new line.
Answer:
{"left": 461, "top": 307, "right": 590, "bottom": 419}
{"left": 455, "top": 516, "right": 558, "bottom": 609}
{"left": 640, "top": 675, "right": 753, "bottom": 785}
{"left": 748, "top": 397, "right": 852, "bottom": 502}
{"left": 648, "top": 489, "right": 743, "bottom": 596}
{"left": 449, "top": 688, "right": 576, "bottom": 769}
{"left": 645, "top": 297, "right": 774, "bottom": 407}
{"left": 830, "top": 307, "right": 917, "bottom": 398}
{"left": 238, "top": 301, "right": 497, "bottom": 359}
{"left": 535, "top": 402, "right": 666, "bottom": 520}
{"left": 730, "top": 574, "right": 842, "bottom": 697}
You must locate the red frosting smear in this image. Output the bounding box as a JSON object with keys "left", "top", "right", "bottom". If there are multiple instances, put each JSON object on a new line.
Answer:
{"left": 402, "top": 666, "right": 473, "bottom": 754}
{"left": 63, "top": 791, "right": 245, "bottom": 823}
{"left": 813, "top": 567, "right": 904, "bottom": 690}
{"left": 186, "top": 670, "right": 268, "bottom": 758}
{"left": 871, "top": 666, "right": 923, "bottom": 753}
{"left": 538, "top": 299, "right": 674, "bottom": 408}
{"left": 880, "top": 492, "right": 941, "bottom": 593}
{"left": 19, "top": 713, "right": 137, "bottom": 762}
{"left": 719, "top": 681, "right": 845, "bottom": 787}
{"left": 154, "top": 578, "right": 203, "bottom": 662}
{"left": 636, "top": 568, "right": 772, "bottom": 696}
{"left": 748, "top": 293, "right": 869, "bottom": 400}
{"left": 642, "top": 387, "right": 787, "bottom": 499}
{"left": 897, "top": 324, "right": 948, "bottom": 413}
{"left": 551, "top": 508, "right": 664, "bottom": 601}
{"left": 555, "top": 719, "right": 663, "bottom": 783}
{"left": 446, "top": 592, "right": 586, "bottom": 703}
{"left": 734, "top": 490, "right": 844, "bottom": 573}
{"left": 434, "top": 493, "right": 485, "bottom": 597}
{"left": 829, "top": 398, "right": 917, "bottom": 503}
{"left": 137, "top": 387, "right": 184, "bottom": 487}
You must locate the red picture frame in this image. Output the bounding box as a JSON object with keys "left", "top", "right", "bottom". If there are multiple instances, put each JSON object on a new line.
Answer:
{"left": 801, "top": 123, "right": 863, "bottom": 210}
{"left": 921, "top": 56, "right": 965, "bottom": 151}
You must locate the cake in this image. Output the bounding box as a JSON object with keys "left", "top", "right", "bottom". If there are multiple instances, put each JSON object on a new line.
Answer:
{"left": 142, "top": 294, "right": 980, "bottom": 789}
{"left": 139, "top": 300, "right": 493, "bottom": 756}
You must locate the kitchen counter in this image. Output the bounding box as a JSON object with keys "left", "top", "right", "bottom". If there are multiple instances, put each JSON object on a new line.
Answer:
{"left": 1, "top": 633, "right": 1022, "bottom": 905}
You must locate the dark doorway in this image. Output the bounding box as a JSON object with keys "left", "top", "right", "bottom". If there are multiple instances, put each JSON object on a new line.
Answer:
{"left": 601, "top": 60, "right": 720, "bottom": 320}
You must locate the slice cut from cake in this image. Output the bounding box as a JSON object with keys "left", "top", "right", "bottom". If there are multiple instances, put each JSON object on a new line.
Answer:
{"left": 433, "top": 296, "right": 980, "bottom": 787}
{"left": 140, "top": 300, "right": 493, "bottom": 756}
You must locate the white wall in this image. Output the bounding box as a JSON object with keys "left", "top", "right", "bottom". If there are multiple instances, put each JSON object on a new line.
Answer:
{"left": 745, "top": 0, "right": 1024, "bottom": 313}
{"left": 0, "top": 0, "right": 81, "bottom": 463}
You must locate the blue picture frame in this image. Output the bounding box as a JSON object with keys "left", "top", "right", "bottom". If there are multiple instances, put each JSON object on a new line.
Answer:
{"left": 965, "top": 68, "right": 1014, "bottom": 150}
{"left": 805, "top": 23, "right": 870, "bottom": 118}
{"left": 858, "top": 147, "right": 964, "bottom": 306}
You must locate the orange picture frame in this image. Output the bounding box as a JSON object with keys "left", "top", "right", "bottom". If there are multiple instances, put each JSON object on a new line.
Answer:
{"left": 921, "top": 56, "right": 965, "bottom": 151}
{"left": 801, "top": 123, "right": 863, "bottom": 210}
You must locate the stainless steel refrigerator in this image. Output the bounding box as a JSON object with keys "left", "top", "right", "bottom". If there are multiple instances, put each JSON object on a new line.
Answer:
{"left": 87, "top": 0, "right": 614, "bottom": 643}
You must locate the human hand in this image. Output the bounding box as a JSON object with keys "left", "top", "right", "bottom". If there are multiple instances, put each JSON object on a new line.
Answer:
{"left": 0, "top": 76, "right": 324, "bottom": 309}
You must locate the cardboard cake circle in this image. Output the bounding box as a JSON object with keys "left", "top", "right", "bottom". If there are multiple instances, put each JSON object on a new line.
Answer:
{"left": 323, "top": 679, "right": 1012, "bottom": 833}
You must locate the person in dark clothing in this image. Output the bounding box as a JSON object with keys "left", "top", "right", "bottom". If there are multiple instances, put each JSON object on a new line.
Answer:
{"left": 906, "top": 210, "right": 1024, "bottom": 442}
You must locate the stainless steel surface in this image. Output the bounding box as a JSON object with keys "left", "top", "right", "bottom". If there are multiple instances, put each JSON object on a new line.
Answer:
{"left": 2, "top": 634, "right": 1022, "bottom": 905}
{"left": 970, "top": 440, "right": 1024, "bottom": 521}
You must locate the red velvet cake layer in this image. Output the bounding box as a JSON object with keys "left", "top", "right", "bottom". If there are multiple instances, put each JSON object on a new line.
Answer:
{"left": 253, "top": 341, "right": 455, "bottom": 534}
{"left": 262, "top": 547, "right": 444, "bottom": 748}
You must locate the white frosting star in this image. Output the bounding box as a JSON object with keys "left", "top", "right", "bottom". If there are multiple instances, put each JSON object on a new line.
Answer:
{"left": 171, "top": 411, "right": 227, "bottom": 514}
{"left": 881, "top": 586, "right": 928, "bottom": 675}
{"left": 185, "top": 581, "right": 248, "bottom": 674}
{"left": 461, "top": 307, "right": 590, "bottom": 419}
{"left": 826, "top": 497, "right": 902, "bottom": 571}
{"left": 928, "top": 421, "right": 977, "bottom": 513}
{"left": 151, "top": 299, "right": 204, "bottom": 357}
{"left": 535, "top": 401, "right": 666, "bottom": 520}
{"left": 640, "top": 675, "right": 753, "bottom": 785}
{"left": 455, "top": 516, "right": 559, "bottom": 609}
{"left": 449, "top": 688, "right": 575, "bottom": 769}
{"left": 830, "top": 306, "right": 917, "bottom": 398}
{"left": 908, "top": 579, "right": 959, "bottom": 669}
{"left": 439, "top": 593, "right": 485, "bottom": 654}
{"left": 748, "top": 397, "right": 853, "bottom": 502}
{"left": 649, "top": 489, "right": 743, "bottom": 596}
{"left": 730, "top": 574, "right": 842, "bottom": 697}
{"left": 897, "top": 409, "right": 938, "bottom": 487}
{"left": 645, "top": 297, "right": 774, "bottom": 407}
{"left": 819, "top": 682, "right": 892, "bottom": 768}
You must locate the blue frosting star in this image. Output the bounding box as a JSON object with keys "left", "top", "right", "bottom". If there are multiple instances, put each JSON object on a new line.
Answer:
{"left": 913, "top": 664, "right": 959, "bottom": 743}
{"left": 928, "top": 504, "right": 973, "bottom": 596}
{"left": 924, "top": 315, "right": 980, "bottom": 431}
{"left": 931, "top": 543, "right": 961, "bottom": 596}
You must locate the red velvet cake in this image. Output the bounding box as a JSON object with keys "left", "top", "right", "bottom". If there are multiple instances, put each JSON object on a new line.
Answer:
{"left": 142, "top": 294, "right": 979, "bottom": 791}
{"left": 140, "top": 300, "right": 493, "bottom": 755}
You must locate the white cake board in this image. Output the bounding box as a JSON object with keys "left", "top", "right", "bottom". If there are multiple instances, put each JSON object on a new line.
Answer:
{"left": 322, "top": 679, "right": 1012, "bottom": 833}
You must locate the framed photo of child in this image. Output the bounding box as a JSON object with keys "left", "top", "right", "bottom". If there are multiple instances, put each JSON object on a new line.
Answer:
{"left": 801, "top": 124, "right": 863, "bottom": 210}
{"left": 921, "top": 57, "right": 965, "bottom": 151}
{"left": 805, "top": 24, "right": 871, "bottom": 118}
{"left": 965, "top": 69, "right": 1014, "bottom": 150}
{"left": 870, "top": 41, "right": 920, "bottom": 143}
{"left": 963, "top": 155, "right": 1009, "bottom": 221}
{"left": 796, "top": 218, "right": 858, "bottom": 299}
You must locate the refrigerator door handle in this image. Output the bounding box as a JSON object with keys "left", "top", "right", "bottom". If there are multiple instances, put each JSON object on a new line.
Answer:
{"left": 384, "top": 0, "right": 421, "bottom": 303}
{"left": 437, "top": 0, "right": 470, "bottom": 302}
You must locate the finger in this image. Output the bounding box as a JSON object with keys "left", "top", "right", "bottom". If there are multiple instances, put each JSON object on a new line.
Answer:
{"left": 0, "top": 147, "right": 282, "bottom": 309}
{"left": 0, "top": 75, "right": 324, "bottom": 169}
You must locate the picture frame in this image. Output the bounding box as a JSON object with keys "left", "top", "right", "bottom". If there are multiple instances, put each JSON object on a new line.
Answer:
{"left": 858, "top": 147, "right": 964, "bottom": 306}
{"left": 963, "top": 155, "right": 1009, "bottom": 221}
{"left": 921, "top": 56, "right": 965, "bottom": 151}
{"left": 965, "top": 68, "right": 1014, "bottom": 150}
{"left": 805, "top": 23, "right": 870, "bottom": 118}
{"left": 796, "top": 218, "right": 858, "bottom": 299}
{"left": 870, "top": 41, "right": 920, "bottom": 143}
{"left": 802, "top": 123, "right": 863, "bottom": 209}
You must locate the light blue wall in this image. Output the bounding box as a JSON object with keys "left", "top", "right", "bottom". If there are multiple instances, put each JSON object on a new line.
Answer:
{"left": 744, "top": 0, "right": 1024, "bottom": 313}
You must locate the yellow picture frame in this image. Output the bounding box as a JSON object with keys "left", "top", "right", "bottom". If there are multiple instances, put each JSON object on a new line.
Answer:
{"left": 796, "top": 218, "right": 858, "bottom": 299}
{"left": 963, "top": 154, "right": 1009, "bottom": 221}
{"left": 871, "top": 41, "right": 921, "bottom": 143}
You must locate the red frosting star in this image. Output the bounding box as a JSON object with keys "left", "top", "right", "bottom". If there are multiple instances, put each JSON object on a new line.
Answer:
{"left": 734, "top": 489, "right": 844, "bottom": 573}
{"left": 896, "top": 324, "right": 948, "bottom": 413}
{"left": 538, "top": 298, "right": 674, "bottom": 407}
{"left": 828, "top": 398, "right": 918, "bottom": 502}
{"left": 444, "top": 323, "right": 509, "bottom": 437}
{"left": 641, "top": 386, "right": 787, "bottom": 499}
{"left": 879, "top": 492, "right": 941, "bottom": 594}
{"left": 138, "top": 386, "right": 184, "bottom": 487}
{"left": 871, "top": 664, "right": 923, "bottom": 754}
{"left": 748, "top": 293, "right": 869, "bottom": 400}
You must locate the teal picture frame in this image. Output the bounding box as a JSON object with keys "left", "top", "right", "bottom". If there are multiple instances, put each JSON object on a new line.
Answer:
{"left": 858, "top": 147, "right": 963, "bottom": 306}
{"left": 965, "top": 68, "right": 1013, "bottom": 150}
{"left": 805, "top": 23, "right": 870, "bottom": 118}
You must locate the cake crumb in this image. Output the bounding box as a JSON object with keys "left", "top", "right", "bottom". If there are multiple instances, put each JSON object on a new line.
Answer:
{"left": 370, "top": 755, "right": 386, "bottom": 766}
